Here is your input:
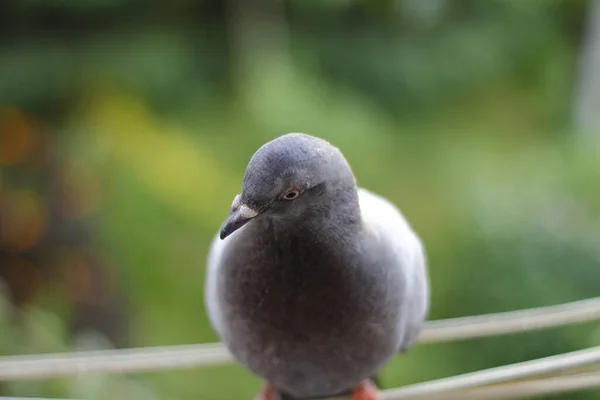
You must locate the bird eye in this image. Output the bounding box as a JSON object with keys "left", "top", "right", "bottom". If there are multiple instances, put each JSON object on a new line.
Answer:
{"left": 282, "top": 188, "right": 301, "bottom": 200}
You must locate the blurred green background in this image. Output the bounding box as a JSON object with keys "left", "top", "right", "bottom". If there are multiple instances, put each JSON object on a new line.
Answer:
{"left": 1, "top": 0, "right": 600, "bottom": 399}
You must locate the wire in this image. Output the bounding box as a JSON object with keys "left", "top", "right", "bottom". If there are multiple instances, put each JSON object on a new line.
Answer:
{"left": 380, "top": 345, "right": 600, "bottom": 399}
{"left": 0, "top": 343, "right": 232, "bottom": 380}
{"left": 0, "top": 398, "right": 77, "bottom": 400}
{"left": 419, "top": 296, "right": 600, "bottom": 343}
{"left": 403, "top": 371, "right": 600, "bottom": 400}
{"left": 0, "top": 297, "right": 599, "bottom": 380}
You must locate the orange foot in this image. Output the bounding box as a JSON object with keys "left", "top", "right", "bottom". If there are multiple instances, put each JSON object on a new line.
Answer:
{"left": 352, "top": 380, "right": 381, "bottom": 400}
{"left": 254, "top": 383, "right": 279, "bottom": 400}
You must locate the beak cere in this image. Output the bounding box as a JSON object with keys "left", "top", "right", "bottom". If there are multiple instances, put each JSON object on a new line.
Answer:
{"left": 237, "top": 204, "right": 259, "bottom": 219}
{"left": 219, "top": 204, "right": 259, "bottom": 240}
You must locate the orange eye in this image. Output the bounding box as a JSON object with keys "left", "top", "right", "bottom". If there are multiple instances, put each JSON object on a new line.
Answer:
{"left": 282, "top": 188, "right": 301, "bottom": 200}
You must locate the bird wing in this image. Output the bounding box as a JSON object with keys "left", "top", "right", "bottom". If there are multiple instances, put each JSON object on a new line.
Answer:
{"left": 205, "top": 231, "right": 228, "bottom": 337}
{"left": 358, "top": 187, "right": 430, "bottom": 352}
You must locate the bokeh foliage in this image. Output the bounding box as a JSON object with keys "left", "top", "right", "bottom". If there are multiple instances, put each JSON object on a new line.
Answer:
{"left": 1, "top": 0, "right": 600, "bottom": 399}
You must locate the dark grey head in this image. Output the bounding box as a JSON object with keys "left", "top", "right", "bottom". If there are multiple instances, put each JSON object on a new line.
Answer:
{"left": 219, "top": 133, "right": 359, "bottom": 239}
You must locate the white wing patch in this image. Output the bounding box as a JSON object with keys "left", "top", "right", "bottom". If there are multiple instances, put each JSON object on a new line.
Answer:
{"left": 358, "top": 187, "right": 430, "bottom": 350}
{"left": 358, "top": 187, "right": 422, "bottom": 273}
{"left": 205, "top": 232, "right": 227, "bottom": 336}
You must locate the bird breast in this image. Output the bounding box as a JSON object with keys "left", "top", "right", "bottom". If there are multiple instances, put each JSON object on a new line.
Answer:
{"left": 216, "top": 231, "right": 405, "bottom": 397}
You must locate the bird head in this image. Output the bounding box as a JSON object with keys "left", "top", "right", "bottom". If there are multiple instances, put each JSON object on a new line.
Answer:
{"left": 219, "top": 133, "right": 358, "bottom": 240}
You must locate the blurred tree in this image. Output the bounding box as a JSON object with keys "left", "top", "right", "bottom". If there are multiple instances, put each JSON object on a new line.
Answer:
{"left": 573, "top": 0, "right": 600, "bottom": 136}
{"left": 0, "top": 109, "right": 127, "bottom": 348}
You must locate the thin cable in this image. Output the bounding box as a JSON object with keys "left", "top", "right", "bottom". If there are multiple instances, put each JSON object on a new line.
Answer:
{"left": 380, "top": 345, "right": 600, "bottom": 399}
{"left": 410, "top": 371, "right": 600, "bottom": 400}
{"left": 0, "top": 344, "right": 232, "bottom": 380}
{"left": 0, "top": 297, "right": 599, "bottom": 379}
{"left": 420, "top": 297, "right": 600, "bottom": 343}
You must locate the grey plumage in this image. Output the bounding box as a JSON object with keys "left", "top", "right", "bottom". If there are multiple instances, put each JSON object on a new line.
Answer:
{"left": 205, "top": 133, "right": 430, "bottom": 399}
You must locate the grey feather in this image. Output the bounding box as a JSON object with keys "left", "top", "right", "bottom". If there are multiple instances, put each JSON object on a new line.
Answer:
{"left": 205, "top": 133, "right": 430, "bottom": 399}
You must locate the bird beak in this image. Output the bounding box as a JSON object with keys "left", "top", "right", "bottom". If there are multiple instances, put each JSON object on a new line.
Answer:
{"left": 219, "top": 195, "right": 259, "bottom": 240}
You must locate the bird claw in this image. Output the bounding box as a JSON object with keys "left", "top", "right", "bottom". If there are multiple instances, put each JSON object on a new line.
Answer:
{"left": 254, "top": 380, "right": 380, "bottom": 400}
{"left": 352, "top": 380, "right": 381, "bottom": 400}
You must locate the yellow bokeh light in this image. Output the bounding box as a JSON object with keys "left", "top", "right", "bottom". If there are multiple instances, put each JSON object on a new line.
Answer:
{"left": 83, "top": 91, "right": 223, "bottom": 221}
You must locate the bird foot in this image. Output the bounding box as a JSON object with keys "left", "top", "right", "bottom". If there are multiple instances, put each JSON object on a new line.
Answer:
{"left": 352, "top": 380, "right": 381, "bottom": 400}
{"left": 254, "top": 380, "right": 380, "bottom": 400}
{"left": 254, "top": 383, "right": 279, "bottom": 400}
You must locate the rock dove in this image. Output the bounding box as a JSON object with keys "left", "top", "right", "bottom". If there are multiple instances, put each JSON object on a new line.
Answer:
{"left": 205, "top": 133, "right": 430, "bottom": 400}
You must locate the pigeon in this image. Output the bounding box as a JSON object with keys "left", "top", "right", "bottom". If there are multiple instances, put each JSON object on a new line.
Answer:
{"left": 205, "top": 133, "right": 430, "bottom": 400}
